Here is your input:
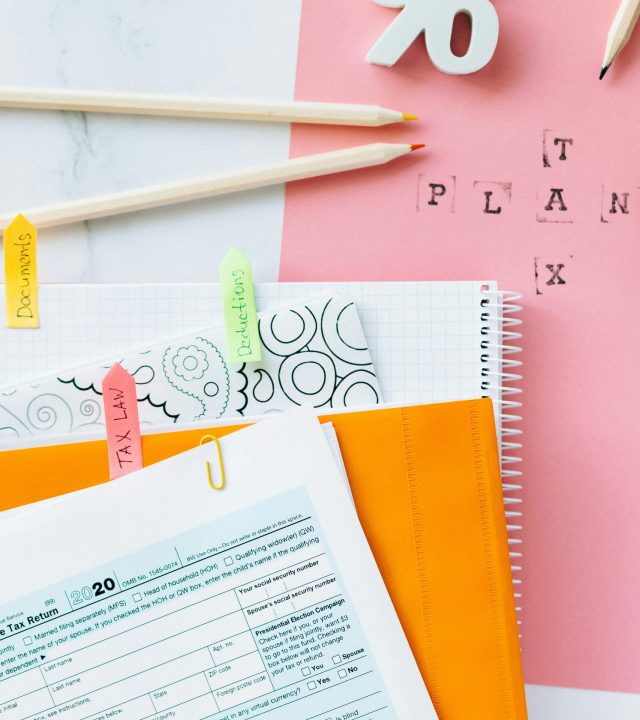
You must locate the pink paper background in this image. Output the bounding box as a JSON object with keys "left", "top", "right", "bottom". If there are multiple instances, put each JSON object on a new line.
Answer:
{"left": 281, "top": 0, "right": 640, "bottom": 693}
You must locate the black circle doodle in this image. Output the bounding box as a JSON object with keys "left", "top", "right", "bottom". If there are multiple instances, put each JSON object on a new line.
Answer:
{"left": 331, "top": 370, "right": 380, "bottom": 407}
{"left": 204, "top": 382, "right": 219, "bottom": 397}
{"left": 252, "top": 369, "right": 275, "bottom": 403}
{"left": 279, "top": 352, "right": 336, "bottom": 407}
{"left": 292, "top": 361, "right": 326, "bottom": 395}
{"left": 259, "top": 307, "right": 317, "bottom": 357}
{"left": 184, "top": 355, "right": 197, "bottom": 371}
{"left": 320, "top": 298, "right": 372, "bottom": 366}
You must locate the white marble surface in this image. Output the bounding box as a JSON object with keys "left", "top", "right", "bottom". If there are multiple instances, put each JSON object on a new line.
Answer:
{"left": 526, "top": 684, "right": 640, "bottom": 719}
{"left": 0, "top": 0, "right": 302, "bottom": 283}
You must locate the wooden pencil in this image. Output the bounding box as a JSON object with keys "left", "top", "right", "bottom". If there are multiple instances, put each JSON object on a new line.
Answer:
{"left": 0, "top": 143, "right": 425, "bottom": 229}
{"left": 0, "top": 87, "right": 417, "bottom": 126}
{"left": 600, "top": 0, "right": 640, "bottom": 78}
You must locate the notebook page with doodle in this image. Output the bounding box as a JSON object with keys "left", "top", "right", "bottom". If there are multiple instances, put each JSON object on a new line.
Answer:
{"left": 0, "top": 280, "right": 516, "bottom": 433}
{"left": 0, "top": 294, "right": 382, "bottom": 442}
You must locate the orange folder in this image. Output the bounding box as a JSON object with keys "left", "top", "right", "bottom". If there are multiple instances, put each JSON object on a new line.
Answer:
{"left": 1, "top": 399, "right": 526, "bottom": 719}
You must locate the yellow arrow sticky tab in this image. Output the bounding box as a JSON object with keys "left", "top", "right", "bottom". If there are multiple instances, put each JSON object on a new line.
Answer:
{"left": 4, "top": 214, "right": 39, "bottom": 329}
{"left": 219, "top": 248, "right": 261, "bottom": 364}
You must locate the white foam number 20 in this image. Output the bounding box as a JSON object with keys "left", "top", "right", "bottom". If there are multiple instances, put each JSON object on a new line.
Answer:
{"left": 367, "top": 0, "right": 499, "bottom": 75}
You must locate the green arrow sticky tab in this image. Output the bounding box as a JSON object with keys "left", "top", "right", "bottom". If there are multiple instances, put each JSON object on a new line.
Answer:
{"left": 219, "top": 248, "right": 261, "bottom": 364}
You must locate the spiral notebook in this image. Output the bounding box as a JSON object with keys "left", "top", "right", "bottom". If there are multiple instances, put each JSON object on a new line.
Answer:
{"left": 0, "top": 279, "right": 523, "bottom": 574}
{"left": 0, "top": 280, "right": 522, "bottom": 457}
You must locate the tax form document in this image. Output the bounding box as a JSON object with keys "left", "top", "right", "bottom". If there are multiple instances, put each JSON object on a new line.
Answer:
{"left": 0, "top": 411, "right": 436, "bottom": 720}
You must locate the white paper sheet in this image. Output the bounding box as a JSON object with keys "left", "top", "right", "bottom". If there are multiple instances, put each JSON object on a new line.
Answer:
{"left": 0, "top": 411, "right": 436, "bottom": 719}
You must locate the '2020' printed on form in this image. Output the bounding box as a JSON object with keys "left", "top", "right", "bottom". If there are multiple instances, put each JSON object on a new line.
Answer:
{"left": 0, "top": 490, "right": 396, "bottom": 720}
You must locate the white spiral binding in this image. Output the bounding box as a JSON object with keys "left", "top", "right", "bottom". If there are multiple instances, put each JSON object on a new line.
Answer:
{"left": 480, "top": 287, "right": 523, "bottom": 629}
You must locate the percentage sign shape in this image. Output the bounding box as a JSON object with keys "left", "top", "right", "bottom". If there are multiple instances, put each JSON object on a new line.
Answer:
{"left": 367, "top": 0, "right": 499, "bottom": 74}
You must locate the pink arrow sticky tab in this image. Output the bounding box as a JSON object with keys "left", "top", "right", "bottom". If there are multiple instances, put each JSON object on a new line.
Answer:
{"left": 101, "top": 362, "right": 143, "bottom": 480}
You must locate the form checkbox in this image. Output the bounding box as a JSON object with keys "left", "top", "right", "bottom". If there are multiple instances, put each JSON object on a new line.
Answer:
{"left": 301, "top": 667, "right": 311, "bottom": 676}
{"left": 307, "top": 681, "right": 317, "bottom": 690}
{"left": 338, "top": 669, "right": 347, "bottom": 679}
{"left": 332, "top": 655, "right": 341, "bottom": 665}
{"left": 23, "top": 636, "right": 32, "bottom": 646}
{"left": 224, "top": 556, "right": 234, "bottom": 566}
{"left": 132, "top": 593, "right": 142, "bottom": 602}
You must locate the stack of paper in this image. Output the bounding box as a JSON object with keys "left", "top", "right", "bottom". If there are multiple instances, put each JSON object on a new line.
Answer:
{"left": 0, "top": 280, "right": 527, "bottom": 719}
{"left": 0, "top": 412, "right": 437, "bottom": 719}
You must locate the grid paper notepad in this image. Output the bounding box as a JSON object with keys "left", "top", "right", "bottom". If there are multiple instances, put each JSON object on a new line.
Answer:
{"left": 0, "top": 281, "right": 523, "bottom": 459}
{"left": 0, "top": 280, "right": 510, "bottom": 406}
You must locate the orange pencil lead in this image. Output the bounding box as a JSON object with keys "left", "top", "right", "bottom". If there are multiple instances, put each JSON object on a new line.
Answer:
{"left": 410, "top": 143, "right": 426, "bottom": 151}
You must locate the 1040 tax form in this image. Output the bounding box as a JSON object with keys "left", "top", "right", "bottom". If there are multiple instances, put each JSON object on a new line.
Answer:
{"left": 0, "top": 411, "right": 437, "bottom": 720}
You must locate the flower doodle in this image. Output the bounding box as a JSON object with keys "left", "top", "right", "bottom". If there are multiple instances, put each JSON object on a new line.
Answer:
{"left": 171, "top": 345, "right": 209, "bottom": 382}
{"left": 162, "top": 337, "right": 230, "bottom": 419}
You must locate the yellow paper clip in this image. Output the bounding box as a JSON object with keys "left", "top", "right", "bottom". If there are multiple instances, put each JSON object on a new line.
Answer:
{"left": 199, "top": 434, "right": 226, "bottom": 491}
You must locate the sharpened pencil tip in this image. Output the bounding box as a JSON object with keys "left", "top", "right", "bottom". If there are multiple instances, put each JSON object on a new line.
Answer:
{"left": 410, "top": 144, "right": 426, "bottom": 151}
{"left": 403, "top": 113, "right": 419, "bottom": 121}
{"left": 599, "top": 65, "right": 609, "bottom": 80}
